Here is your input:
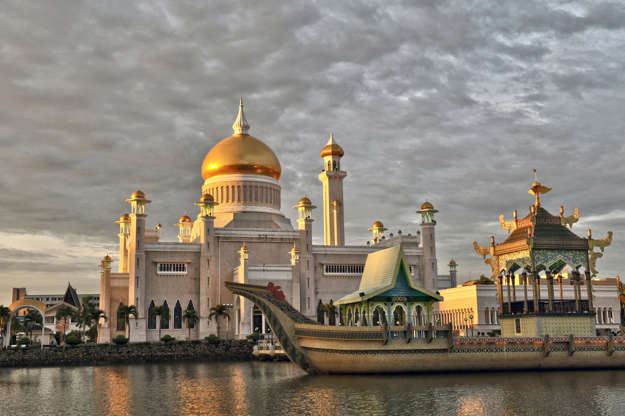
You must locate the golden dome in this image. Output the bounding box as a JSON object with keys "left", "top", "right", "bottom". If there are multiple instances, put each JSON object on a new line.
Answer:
{"left": 178, "top": 215, "right": 192, "bottom": 223}
{"left": 119, "top": 213, "right": 130, "bottom": 222}
{"left": 201, "top": 134, "right": 281, "bottom": 180}
{"left": 449, "top": 259, "right": 457, "bottom": 265}
{"left": 320, "top": 133, "right": 344, "bottom": 158}
{"left": 372, "top": 220, "right": 384, "bottom": 228}
{"left": 103, "top": 255, "right": 112, "bottom": 262}
{"left": 421, "top": 201, "right": 434, "bottom": 210}
{"left": 298, "top": 196, "right": 312, "bottom": 206}
{"left": 131, "top": 190, "right": 146, "bottom": 200}
{"left": 201, "top": 99, "right": 281, "bottom": 181}
{"left": 200, "top": 193, "right": 214, "bottom": 202}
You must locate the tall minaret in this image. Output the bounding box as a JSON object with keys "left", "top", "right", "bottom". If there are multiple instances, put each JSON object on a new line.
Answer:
{"left": 417, "top": 201, "right": 438, "bottom": 291}
{"left": 318, "top": 133, "right": 346, "bottom": 246}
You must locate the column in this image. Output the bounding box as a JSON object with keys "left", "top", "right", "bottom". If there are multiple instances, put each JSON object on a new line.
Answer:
{"left": 558, "top": 274, "right": 564, "bottom": 301}
{"left": 522, "top": 272, "right": 529, "bottom": 313}
{"left": 511, "top": 273, "right": 517, "bottom": 302}
{"left": 546, "top": 271, "right": 554, "bottom": 313}
{"left": 573, "top": 271, "right": 581, "bottom": 313}
{"left": 532, "top": 270, "right": 539, "bottom": 313}
{"left": 584, "top": 271, "right": 594, "bottom": 311}
{"left": 497, "top": 274, "right": 504, "bottom": 314}
{"left": 506, "top": 272, "right": 512, "bottom": 314}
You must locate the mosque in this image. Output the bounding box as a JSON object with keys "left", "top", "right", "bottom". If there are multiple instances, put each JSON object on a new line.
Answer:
{"left": 97, "top": 99, "right": 455, "bottom": 343}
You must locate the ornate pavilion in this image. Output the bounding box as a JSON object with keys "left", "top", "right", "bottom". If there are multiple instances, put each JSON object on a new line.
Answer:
{"left": 473, "top": 172, "right": 613, "bottom": 337}
{"left": 335, "top": 245, "right": 442, "bottom": 328}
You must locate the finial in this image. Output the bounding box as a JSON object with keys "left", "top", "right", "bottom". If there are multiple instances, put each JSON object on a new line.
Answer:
{"left": 528, "top": 169, "right": 551, "bottom": 208}
{"left": 327, "top": 132, "right": 334, "bottom": 144}
{"left": 587, "top": 227, "right": 592, "bottom": 239}
{"left": 232, "top": 97, "right": 250, "bottom": 135}
{"left": 533, "top": 168, "right": 538, "bottom": 183}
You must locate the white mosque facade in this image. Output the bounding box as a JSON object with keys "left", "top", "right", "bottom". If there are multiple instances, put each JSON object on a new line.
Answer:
{"left": 98, "top": 100, "right": 456, "bottom": 343}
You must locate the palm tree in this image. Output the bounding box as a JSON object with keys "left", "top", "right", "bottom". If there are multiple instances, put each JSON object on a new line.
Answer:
{"left": 55, "top": 306, "right": 76, "bottom": 345}
{"left": 75, "top": 297, "right": 107, "bottom": 342}
{"left": 208, "top": 304, "right": 230, "bottom": 339}
{"left": 118, "top": 304, "right": 137, "bottom": 340}
{"left": 23, "top": 310, "right": 42, "bottom": 340}
{"left": 0, "top": 306, "right": 10, "bottom": 347}
{"left": 182, "top": 308, "right": 199, "bottom": 341}
{"left": 151, "top": 305, "right": 170, "bottom": 340}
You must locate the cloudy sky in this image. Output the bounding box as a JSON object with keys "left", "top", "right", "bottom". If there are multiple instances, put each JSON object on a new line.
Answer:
{"left": 1, "top": 0, "right": 624, "bottom": 305}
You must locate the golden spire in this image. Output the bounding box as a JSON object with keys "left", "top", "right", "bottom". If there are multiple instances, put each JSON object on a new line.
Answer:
{"left": 232, "top": 96, "right": 250, "bottom": 135}
{"left": 528, "top": 168, "right": 551, "bottom": 208}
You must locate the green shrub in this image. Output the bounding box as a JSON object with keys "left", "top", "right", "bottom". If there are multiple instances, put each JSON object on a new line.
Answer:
{"left": 18, "top": 337, "right": 32, "bottom": 346}
{"left": 205, "top": 334, "right": 220, "bottom": 345}
{"left": 65, "top": 331, "right": 82, "bottom": 346}
{"left": 113, "top": 335, "right": 129, "bottom": 345}
{"left": 246, "top": 331, "right": 260, "bottom": 345}
{"left": 161, "top": 334, "right": 176, "bottom": 343}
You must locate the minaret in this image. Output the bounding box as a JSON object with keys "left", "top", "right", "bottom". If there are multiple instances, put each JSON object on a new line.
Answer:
{"left": 417, "top": 201, "right": 438, "bottom": 291}
{"left": 195, "top": 193, "right": 218, "bottom": 339}
{"left": 449, "top": 259, "right": 457, "bottom": 287}
{"left": 126, "top": 190, "right": 150, "bottom": 342}
{"left": 115, "top": 213, "right": 130, "bottom": 273}
{"left": 293, "top": 197, "right": 316, "bottom": 313}
{"left": 318, "top": 133, "right": 347, "bottom": 246}
{"left": 98, "top": 255, "right": 112, "bottom": 343}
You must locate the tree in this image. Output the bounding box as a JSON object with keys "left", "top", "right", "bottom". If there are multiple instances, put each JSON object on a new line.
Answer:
{"left": 75, "top": 297, "right": 107, "bottom": 342}
{"left": 55, "top": 306, "right": 76, "bottom": 345}
{"left": 118, "top": 304, "right": 137, "bottom": 341}
{"left": 151, "top": 304, "right": 170, "bottom": 340}
{"left": 0, "top": 306, "right": 10, "bottom": 347}
{"left": 182, "top": 307, "right": 199, "bottom": 341}
{"left": 208, "top": 304, "right": 230, "bottom": 339}
{"left": 23, "top": 310, "right": 42, "bottom": 340}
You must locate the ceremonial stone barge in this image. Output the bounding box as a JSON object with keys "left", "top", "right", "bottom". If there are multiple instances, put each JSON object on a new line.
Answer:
{"left": 227, "top": 246, "right": 625, "bottom": 374}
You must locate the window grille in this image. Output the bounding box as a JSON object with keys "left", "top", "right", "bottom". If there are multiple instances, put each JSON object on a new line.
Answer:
{"left": 157, "top": 263, "right": 188, "bottom": 275}
{"left": 323, "top": 264, "right": 364, "bottom": 275}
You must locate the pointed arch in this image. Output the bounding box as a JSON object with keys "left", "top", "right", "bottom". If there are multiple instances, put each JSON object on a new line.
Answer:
{"left": 161, "top": 300, "right": 170, "bottom": 329}
{"left": 116, "top": 303, "right": 125, "bottom": 331}
{"left": 187, "top": 300, "right": 196, "bottom": 328}
{"left": 174, "top": 301, "right": 182, "bottom": 329}
{"left": 148, "top": 301, "right": 156, "bottom": 329}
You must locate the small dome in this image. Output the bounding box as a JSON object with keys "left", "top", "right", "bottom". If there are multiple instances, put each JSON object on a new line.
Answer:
{"left": 298, "top": 196, "right": 312, "bottom": 206}
{"left": 119, "top": 213, "right": 130, "bottom": 221}
{"left": 179, "top": 215, "right": 192, "bottom": 223}
{"left": 372, "top": 220, "right": 384, "bottom": 228}
{"left": 421, "top": 201, "right": 434, "bottom": 210}
{"left": 131, "top": 190, "right": 146, "bottom": 200}
{"left": 320, "top": 133, "right": 344, "bottom": 158}
{"left": 103, "top": 255, "right": 112, "bottom": 262}
{"left": 449, "top": 259, "right": 457, "bottom": 265}
{"left": 200, "top": 193, "right": 214, "bottom": 203}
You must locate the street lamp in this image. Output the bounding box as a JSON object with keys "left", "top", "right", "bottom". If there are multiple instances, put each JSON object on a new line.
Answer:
{"left": 469, "top": 314, "right": 474, "bottom": 337}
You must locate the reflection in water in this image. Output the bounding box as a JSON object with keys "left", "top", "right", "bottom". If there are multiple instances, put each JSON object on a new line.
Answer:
{"left": 2, "top": 363, "right": 625, "bottom": 415}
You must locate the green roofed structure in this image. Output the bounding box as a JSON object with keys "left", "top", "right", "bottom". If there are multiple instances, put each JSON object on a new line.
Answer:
{"left": 335, "top": 245, "right": 442, "bottom": 327}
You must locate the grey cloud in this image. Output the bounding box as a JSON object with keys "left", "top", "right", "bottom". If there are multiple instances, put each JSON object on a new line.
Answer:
{"left": 1, "top": 0, "right": 624, "bottom": 304}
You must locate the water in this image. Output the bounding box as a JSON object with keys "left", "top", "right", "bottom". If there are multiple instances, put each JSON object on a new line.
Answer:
{"left": 2, "top": 362, "right": 625, "bottom": 416}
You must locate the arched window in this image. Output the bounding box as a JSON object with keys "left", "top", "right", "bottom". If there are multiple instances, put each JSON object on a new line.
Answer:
{"left": 148, "top": 301, "right": 156, "bottom": 329}
{"left": 603, "top": 308, "right": 608, "bottom": 324}
{"left": 608, "top": 308, "right": 614, "bottom": 324}
{"left": 490, "top": 308, "right": 496, "bottom": 325}
{"left": 484, "top": 307, "right": 490, "bottom": 325}
{"left": 347, "top": 308, "right": 353, "bottom": 326}
{"left": 161, "top": 300, "right": 170, "bottom": 329}
{"left": 187, "top": 300, "right": 196, "bottom": 328}
{"left": 413, "top": 305, "right": 424, "bottom": 326}
{"left": 327, "top": 161, "right": 331, "bottom": 171}
{"left": 393, "top": 306, "right": 406, "bottom": 326}
{"left": 174, "top": 301, "right": 182, "bottom": 329}
{"left": 354, "top": 308, "right": 360, "bottom": 325}
{"left": 117, "top": 303, "right": 126, "bottom": 331}
{"left": 373, "top": 306, "right": 387, "bottom": 326}
{"left": 332, "top": 160, "right": 337, "bottom": 170}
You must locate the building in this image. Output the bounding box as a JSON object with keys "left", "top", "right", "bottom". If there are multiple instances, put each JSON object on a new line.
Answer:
{"left": 443, "top": 172, "right": 616, "bottom": 337}
{"left": 11, "top": 285, "right": 99, "bottom": 311}
{"left": 335, "top": 245, "right": 442, "bottom": 328}
{"left": 437, "top": 278, "right": 621, "bottom": 336}
{"left": 97, "top": 99, "right": 454, "bottom": 343}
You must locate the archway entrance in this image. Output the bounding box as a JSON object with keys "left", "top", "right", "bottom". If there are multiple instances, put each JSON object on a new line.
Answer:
{"left": 5, "top": 299, "right": 47, "bottom": 349}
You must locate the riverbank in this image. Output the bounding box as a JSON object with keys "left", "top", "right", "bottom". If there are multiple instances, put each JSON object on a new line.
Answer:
{"left": 0, "top": 340, "right": 255, "bottom": 368}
